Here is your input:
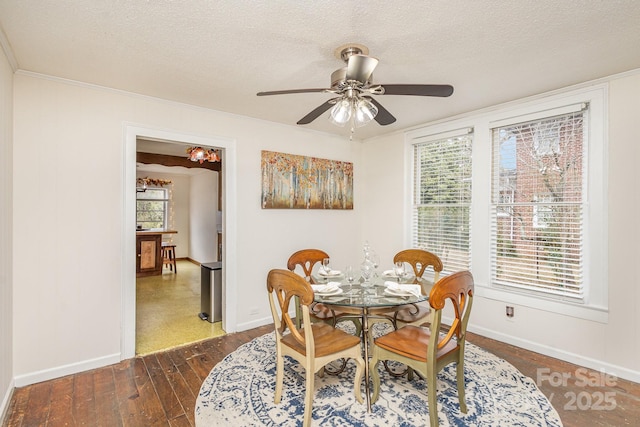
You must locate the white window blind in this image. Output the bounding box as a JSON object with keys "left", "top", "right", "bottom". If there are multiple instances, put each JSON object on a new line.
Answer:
{"left": 412, "top": 131, "right": 473, "bottom": 274}
{"left": 490, "top": 107, "right": 586, "bottom": 300}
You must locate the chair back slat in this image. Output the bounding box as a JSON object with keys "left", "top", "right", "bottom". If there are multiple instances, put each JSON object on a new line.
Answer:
{"left": 267, "top": 269, "right": 314, "bottom": 347}
{"left": 428, "top": 270, "right": 474, "bottom": 351}
{"left": 287, "top": 249, "right": 329, "bottom": 284}
{"left": 394, "top": 249, "right": 443, "bottom": 292}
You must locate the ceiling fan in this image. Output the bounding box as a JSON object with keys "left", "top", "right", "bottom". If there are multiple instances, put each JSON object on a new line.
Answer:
{"left": 257, "top": 43, "right": 454, "bottom": 128}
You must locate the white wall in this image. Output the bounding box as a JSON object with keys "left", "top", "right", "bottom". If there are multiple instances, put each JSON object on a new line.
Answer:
{"left": 0, "top": 38, "right": 14, "bottom": 418}
{"left": 607, "top": 73, "right": 640, "bottom": 374}
{"left": 11, "top": 72, "right": 364, "bottom": 384}
{"left": 136, "top": 170, "right": 191, "bottom": 258}
{"left": 189, "top": 170, "right": 218, "bottom": 263}
{"left": 361, "top": 71, "right": 640, "bottom": 382}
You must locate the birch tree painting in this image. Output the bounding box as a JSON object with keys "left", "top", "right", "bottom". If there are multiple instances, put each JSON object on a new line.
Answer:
{"left": 261, "top": 151, "right": 353, "bottom": 209}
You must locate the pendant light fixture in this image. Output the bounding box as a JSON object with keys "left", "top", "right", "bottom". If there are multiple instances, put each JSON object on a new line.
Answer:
{"left": 187, "top": 147, "right": 221, "bottom": 163}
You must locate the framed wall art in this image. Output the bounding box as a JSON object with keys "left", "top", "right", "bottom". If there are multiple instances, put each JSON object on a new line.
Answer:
{"left": 261, "top": 150, "right": 353, "bottom": 209}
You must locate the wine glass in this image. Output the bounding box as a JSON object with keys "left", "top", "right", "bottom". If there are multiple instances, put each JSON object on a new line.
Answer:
{"left": 394, "top": 261, "right": 406, "bottom": 283}
{"left": 345, "top": 265, "right": 356, "bottom": 292}
{"left": 322, "top": 257, "right": 331, "bottom": 274}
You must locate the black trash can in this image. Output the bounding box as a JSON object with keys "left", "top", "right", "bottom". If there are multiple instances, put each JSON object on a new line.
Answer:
{"left": 199, "top": 261, "right": 222, "bottom": 323}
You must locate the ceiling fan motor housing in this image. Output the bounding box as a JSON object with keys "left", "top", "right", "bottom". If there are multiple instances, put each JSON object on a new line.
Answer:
{"left": 331, "top": 68, "right": 348, "bottom": 89}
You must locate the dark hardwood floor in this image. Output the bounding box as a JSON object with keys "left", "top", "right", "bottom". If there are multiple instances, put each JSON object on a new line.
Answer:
{"left": 2, "top": 325, "right": 639, "bottom": 426}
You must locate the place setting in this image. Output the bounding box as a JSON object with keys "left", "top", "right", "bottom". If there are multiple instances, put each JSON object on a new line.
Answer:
{"left": 316, "top": 257, "right": 344, "bottom": 281}
{"left": 310, "top": 282, "right": 343, "bottom": 296}
{"left": 382, "top": 282, "right": 422, "bottom": 297}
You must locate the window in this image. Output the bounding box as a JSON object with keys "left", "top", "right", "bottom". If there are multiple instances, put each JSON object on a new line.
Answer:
{"left": 136, "top": 188, "right": 169, "bottom": 229}
{"left": 407, "top": 86, "right": 606, "bottom": 320}
{"left": 491, "top": 107, "right": 586, "bottom": 300}
{"left": 411, "top": 129, "right": 473, "bottom": 275}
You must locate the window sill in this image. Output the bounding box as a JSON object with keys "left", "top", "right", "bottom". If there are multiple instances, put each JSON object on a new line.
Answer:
{"left": 475, "top": 284, "right": 608, "bottom": 323}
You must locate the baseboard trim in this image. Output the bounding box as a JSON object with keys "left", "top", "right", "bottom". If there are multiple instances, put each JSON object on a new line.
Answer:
{"left": 467, "top": 323, "right": 640, "bottom": 384}
{"left": 236, "top": 316, "right": 272, "bottom": 332}
{"left": 0, "top": 379, "right": 15, "bottom": 425}
{"left": 13, "top": 353, "right": 121, "bottom": 387}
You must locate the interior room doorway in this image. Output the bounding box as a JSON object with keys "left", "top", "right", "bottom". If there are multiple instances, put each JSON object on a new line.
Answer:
{"left": 123, "top": 125, "right": 238, "bottom": 359}
{"left": 135, "top": 138, "right": 224, "bottom": 354}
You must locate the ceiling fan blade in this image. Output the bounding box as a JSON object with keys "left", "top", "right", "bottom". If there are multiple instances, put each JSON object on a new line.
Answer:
{"left": 257, "top": 88, "right": 328, "bottom": 96}
{"left": 346, "top": 54, "right": 379, "bottom": 83}
{"left": 297, "top": 99, "right": 336, "bottom": 125}
{"left": 379, "top": 84, "right": 454, "bottom": 97}
{"left": 367, "top": 97, "right": 396, "bottom": 126}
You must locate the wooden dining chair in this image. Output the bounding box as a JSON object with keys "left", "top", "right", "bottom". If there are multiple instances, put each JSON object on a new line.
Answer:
{"left": 392, "top": 249, "right": 443, "bottom": 328}
{"left": 368, "top": 249, "right": 443, "bottom": 337}
{"left": 370, "top": 270, "right": 474, "bottom": 427}
{"left": 267, "top": 269, "right": 364, "bottom": 427}
{"left": 287, "top": 249, "right": 361, "bottom": 336}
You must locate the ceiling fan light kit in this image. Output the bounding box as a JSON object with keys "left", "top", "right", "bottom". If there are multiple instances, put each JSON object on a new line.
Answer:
{"left": 257, "top": 44, "right": 454, "bottom": 134}
{"left": 328, "top": 95, "right": 378, "bottom": 128}
{"left": 354, "top": 97, "right": 378, "bottom": 127}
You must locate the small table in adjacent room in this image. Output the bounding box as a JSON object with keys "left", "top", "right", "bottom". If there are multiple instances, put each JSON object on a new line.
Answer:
{"left": 136, "top": 230, "right": 178, "bottom": 277}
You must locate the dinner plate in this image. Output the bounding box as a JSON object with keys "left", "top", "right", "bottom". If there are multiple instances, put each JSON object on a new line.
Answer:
{"left": 315, "top": 288, "right": 343, "bottom": 296}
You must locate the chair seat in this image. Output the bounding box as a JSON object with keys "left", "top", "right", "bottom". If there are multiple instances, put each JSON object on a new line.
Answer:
{"left": 281, "top": 323, "right": 361, "bottom": 358}
{"left": 374, "top": 325, "right": 458, "bottom": 362}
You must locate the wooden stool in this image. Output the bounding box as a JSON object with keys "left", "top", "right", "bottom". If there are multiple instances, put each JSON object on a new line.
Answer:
{"left": 161, "top": 242, "right": 177, "bottom": 273}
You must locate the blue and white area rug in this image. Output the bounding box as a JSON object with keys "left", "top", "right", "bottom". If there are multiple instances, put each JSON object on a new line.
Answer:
{"left": 195, "top": 325, "right": 562, "bottom": 426}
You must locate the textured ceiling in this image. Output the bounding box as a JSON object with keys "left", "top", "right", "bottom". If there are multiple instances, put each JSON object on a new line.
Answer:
{"left": 1, "top": 1, "right": 640, "bottom": 140}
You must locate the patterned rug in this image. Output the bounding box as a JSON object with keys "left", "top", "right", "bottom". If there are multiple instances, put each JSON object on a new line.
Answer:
{"left": 195, "top": 325, "right": 562, "bottom": 426}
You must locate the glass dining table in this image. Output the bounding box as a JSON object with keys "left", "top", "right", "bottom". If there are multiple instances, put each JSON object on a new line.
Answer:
{"left": 313, "top": 274, "right": 433, "bottom": 412}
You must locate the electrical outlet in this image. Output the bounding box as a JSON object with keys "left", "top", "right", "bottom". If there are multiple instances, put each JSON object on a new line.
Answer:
{"left": 506, "top": 305, "right": 515, "bottom": 318}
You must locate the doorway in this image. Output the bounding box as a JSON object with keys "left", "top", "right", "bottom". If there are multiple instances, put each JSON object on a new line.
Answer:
{"left": 123, "top": 125, "right": 238, "bottom": 359}
{"left": 135, "top": 138, "right": 222, "bottom": 354}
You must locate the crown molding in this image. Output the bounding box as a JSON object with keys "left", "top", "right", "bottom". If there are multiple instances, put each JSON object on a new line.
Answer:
{"left": 0, "top": 25, "right": 17, "bottom": 71}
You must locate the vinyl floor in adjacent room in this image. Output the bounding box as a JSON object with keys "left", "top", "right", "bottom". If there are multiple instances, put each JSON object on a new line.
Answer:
{"left": 136, "top": 260, "right": 225, "bottom": 355}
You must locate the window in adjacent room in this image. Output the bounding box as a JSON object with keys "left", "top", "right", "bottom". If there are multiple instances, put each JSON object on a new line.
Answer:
{"left": 136, "top": 188, "right": 169, "bottom": 229}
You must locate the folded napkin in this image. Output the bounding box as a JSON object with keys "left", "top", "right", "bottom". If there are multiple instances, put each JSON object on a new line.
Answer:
{"left": 382, "top": 269, "right": 397, "bottom": 277}
{"left": 311, "top": 282, "right": 341, "bottom": 293}
{"left": 318, "top": 269, "right": 341, "bottom": 276}
{"left": 384, "top": 281, "right": 422, "bottom": 297}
